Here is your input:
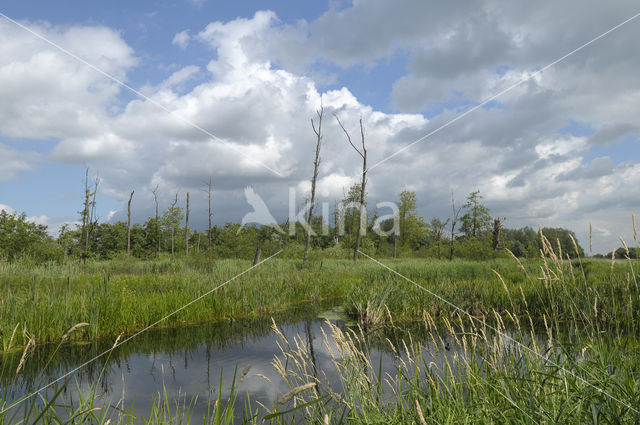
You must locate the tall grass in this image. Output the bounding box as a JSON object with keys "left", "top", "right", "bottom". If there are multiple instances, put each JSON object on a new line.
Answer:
{"left": 266, "top": 311, "right": 640, "bottom": 424}
{"left": 0, "top": 255, "right": 542, "bottom": 351}
{"left": 1, "top": 251, "right": 638, "bottom": 351}
{"left": 1, "top": 241, "right": 639, "bottom": 424}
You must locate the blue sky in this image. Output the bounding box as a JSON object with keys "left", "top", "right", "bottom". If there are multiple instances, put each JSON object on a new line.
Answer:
{"left": 1, "top": 0, "right": 639, "bottom": 252}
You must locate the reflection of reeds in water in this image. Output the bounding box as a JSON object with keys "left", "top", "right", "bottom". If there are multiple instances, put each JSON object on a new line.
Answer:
{"left": 265, "top": 236, "right": 640, "bottom": 424}
{"left": 2, "top": 303, "right": 640, "bottom": 423}
{"left": 267, "top": 305, "right": 639, "bottom": 424}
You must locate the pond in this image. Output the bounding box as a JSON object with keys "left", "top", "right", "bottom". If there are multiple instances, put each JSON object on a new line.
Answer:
{"left": 0, "top": 303, "right": 464, "bottom": 423}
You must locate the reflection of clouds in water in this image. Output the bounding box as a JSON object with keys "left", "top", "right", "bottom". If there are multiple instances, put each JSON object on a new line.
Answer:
{"left": 4, "top": 317, "right": 467, "bottom": 421}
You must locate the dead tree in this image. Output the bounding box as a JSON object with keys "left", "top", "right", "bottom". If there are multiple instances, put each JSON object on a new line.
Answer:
{"left": 304, "top": 100, "right": 323, "bottom": 264}
{"left": 81, "top": 168, "right": 99, "bottom": 258}
{"left": 253, "top": 241, "right": 262, "bottom": 266}
{"left": 492, "top": 218, "right": 504, "bottom": 250}
{"left": 333, "top": 200, "right": 340, "bottom": 245}
{"left": 207, "top": 177, "right": 213, "bottom": 251}
{"left": 393, "top": 233, "right": 397, "bottom": 259}
{"left": 185, "top": 192, "right": 190, "bottom": 256}
{"left": 253, "top": 227, "right": 268, "bottom": 266}
{"left": 152, "top": 185, "right": 160, "bottom": 257}
{"left": 127, "top": 190, "right": 134, "bottom": 255}
{"left": 81, "top": 167, "right": 91, "bottom": 256}
{"left": 336, "top": 115, "right": 367, "bottom": 262}
{"left": 449, "top": 192, "right": 462, "bottom": 261}
{"left": 170, "top": 193, "right": 178, "bottom": 255}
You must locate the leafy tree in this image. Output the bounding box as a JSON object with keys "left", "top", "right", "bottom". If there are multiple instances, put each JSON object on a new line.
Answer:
{"left": 460, "top": 190, "right": 492, "bottom": 239}
{"left": 397, "top": 190, "right": 428, "bottom": 250}
{"left": 502, "top": 227, "right": 539, "bottom": 257}
{"left": 539, "top": 227, "right": 584, "bottom": 258}
{"left": 0, "top": 210, "right": 62, "bottom": 261}
{"left": 93, "top": 222, "right": 127, "bottom": 258}
{"left": 162, "top": 202, "right": 184, "bottom": 255}
{"left": 428, "top": 217, "right": 449, "bottom": 259}
{"left": 340, "top": 184, "right": 367, "bottom": 250}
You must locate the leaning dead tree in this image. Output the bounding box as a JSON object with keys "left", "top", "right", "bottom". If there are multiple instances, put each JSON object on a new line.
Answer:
{"left": 185, "top": 192, "right": 190, "bottom": 256}
{"left": 335, "top": 115, "right": 367, "bottom": 262}
{"left": 303, "top": 100, "right": 324, "bottom": 264}
{"left": 127, "top": 190, "right": 134, "bottom": 255}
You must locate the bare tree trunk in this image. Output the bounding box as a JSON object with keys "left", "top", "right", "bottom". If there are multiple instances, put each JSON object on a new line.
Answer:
{"left": 336, "top": 116, "right": 367, "bottom": 262}
{"left": 170, "top": 193, "right": 178, "bottom": 256}
{"left": 185, "top": 192, "right": 190, "bottom": 256}
{"left": 208, "top": 177, "right": 213, "bottom": 252}
{"left": 82, "top": 167, "right": 90, "bottom": 257}
{"left": 304, "top": 100, "right": 323, "bottom": 264}
{"left": 152, "top": 185, "right": 160, "bottom": 257}
{"left": 127, "top": 190, "right": 134, "bottom": 255}
{"left": 449, "top": 192, "right": 461, "bottom": 261}
{"left": 85, "top": 173, "right": 99, "bottom": 257}
{"left": 492, "top": 218, "right": 503, "bottom": 250}
{"left": 333, "top": 200, "right": 340, "bottom": 245}
{"left": 393, "top": 236, "right": 397, "bottom": 259}
{"left": 253, "top": 242, "right": 261, "bottom": 266}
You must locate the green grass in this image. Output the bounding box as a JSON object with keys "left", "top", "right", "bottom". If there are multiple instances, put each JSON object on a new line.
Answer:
{"left": 1, "top": 244, "right": 640, "bottom": 424}
{"left": 1, "top": 252, "right": 638, "bottom": 351}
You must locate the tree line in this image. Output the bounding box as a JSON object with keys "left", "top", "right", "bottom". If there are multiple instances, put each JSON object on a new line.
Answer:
{"left": 1, "top": 184, "right": 593, "bottom": 263}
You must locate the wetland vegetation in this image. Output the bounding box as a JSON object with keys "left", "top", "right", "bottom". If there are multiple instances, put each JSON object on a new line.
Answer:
{"left": 1, "top": 191, "right": 639, "bottom": 423}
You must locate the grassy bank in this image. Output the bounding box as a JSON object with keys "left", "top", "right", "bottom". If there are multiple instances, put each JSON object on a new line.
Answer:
{"left": 1, "top": 251, "right": 638, "bottom": 351}
{"left": 345, "top": 255, "right": 640, "bottom": 335}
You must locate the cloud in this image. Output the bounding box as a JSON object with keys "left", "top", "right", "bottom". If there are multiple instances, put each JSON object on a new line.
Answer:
{"left": 2, "top": 6, "right": 640, "bottom": 254}
{"left": 172, "top": 30, "right": 191, "bottom": 49}
{"left": 186, "top": 0, "right": 206, "bottom": 7}
{"left": 0, "top": 20, "right": 137, "bottom": 141}
{"left": 0, "top": 144, "right": 40, "bottom": 181}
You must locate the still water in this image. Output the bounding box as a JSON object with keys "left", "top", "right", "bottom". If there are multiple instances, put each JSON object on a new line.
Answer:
{"left": 1, "top": 304, "right": 460, "bottom": 422}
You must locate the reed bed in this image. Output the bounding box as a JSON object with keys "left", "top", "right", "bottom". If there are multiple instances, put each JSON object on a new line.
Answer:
{"left": 1, "top": 252, "right": 638, "bottom": 351}
{"left": 0, "top": 256, "right": 538, "bottom": 351}
{"left": 0, "top": 240, "right": 639, "bottom": 424}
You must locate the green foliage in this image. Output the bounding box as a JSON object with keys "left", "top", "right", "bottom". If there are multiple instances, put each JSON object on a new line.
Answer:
{"left": 614, "top": 246, "right": 639, "bottom": 259}
{"left": 460, "top": 189, "right": 492, "bottom": 239}
{"left": 397, "top": 190, "right": 428, "bottom": 250}
{"left": 539, "top": 226, "right": 585, "bottom": 258}
{"left": 0, "top": 209, "right": 62, "bottom": 262}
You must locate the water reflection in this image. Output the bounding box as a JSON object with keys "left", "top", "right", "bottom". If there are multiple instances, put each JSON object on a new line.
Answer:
{"left": 0, "top": 304, "right": 462, "bottom": 422}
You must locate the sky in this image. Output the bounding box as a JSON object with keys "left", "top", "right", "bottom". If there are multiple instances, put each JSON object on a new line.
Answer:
{"left": 0, "top": 0, "right": 639, "bottom": 254}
